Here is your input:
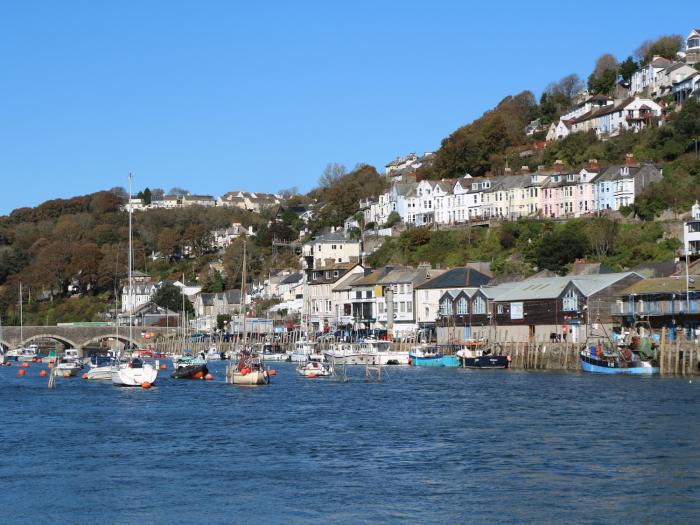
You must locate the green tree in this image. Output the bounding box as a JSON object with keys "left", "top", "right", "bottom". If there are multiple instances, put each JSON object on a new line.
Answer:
{"left": 152, "top": 282, "right": 194, "bottom": 315}
{"left": 618, "top": 56, "right": 637, "bottom": 84}
{"left": 142, "top": 188, "right": 152, "bottom": 205}
{"left": 384, "top": 211, "right": 401, "bottom": 228}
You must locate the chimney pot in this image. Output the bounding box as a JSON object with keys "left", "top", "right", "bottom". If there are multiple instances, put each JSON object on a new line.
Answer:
{"left": 625, "top": 153, "right": 636, "bottom": 166}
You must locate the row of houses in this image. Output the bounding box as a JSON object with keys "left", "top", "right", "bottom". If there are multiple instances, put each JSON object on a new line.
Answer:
{"left": 546, "top": 96, "right": 664, "bottom": 141}
{"left": 359, "top": 156, "right": 661, "bottom": 227}
{"left": 125, "top": 191, "right": 282, "bottom": 213}
{"left": 297, "top": 255, "right": 700, "bottom": 344}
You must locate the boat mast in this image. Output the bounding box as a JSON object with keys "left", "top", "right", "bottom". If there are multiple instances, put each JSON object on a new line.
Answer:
{"left": 182, "top": 272, "right": 186, "bottom": 349}
{"left": 241, "top": 240, "right": 248, "bottom": 350}
{"left": 19, "top": 281, "right": 23, "bottom": 344}
{"left": 128, "top": 174, "right": 133, "bottom": 355}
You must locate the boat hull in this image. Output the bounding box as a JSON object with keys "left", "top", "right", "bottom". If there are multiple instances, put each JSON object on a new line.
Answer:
{"left": 86, "top": 366, "right": 112, "bottom": 380}
{"left": 171, "top": 363, "right": 209, "bottom": 380}
{"left": 579, "top": 353, "right": 658, "bottom": 375}
{"left": 55, "top": 363, "right": 84, "bottom": 376}
{"left": 410, "top": 354, "right": 460, "bottom": 368}
{"left": 461, "top": 356, "right": 509, "bottom": 369}
{"left": 111, "top": 363, "right": 158, "bottom": 386}
{"left": 228, "top": 369, "right": 269, "bottom": 386}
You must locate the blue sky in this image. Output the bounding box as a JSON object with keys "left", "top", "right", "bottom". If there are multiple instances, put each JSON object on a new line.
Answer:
{"left": 0, "top": 1, "right": 693, "bottom": 214}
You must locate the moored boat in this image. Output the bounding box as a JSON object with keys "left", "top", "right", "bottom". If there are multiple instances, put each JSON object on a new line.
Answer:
{"left": 111, "top": 357, "right": 159, "bottom": 386}
{"left": 579, "top": 319, "right": 659, "bottom": 375}
{"left": 6, "top": 344, "right": 40, "bottom": 362}
{"left": 456, "top": 341, "right": 509, "bottom": 369}
{"left": 409, "top": 345, "right": 459, "bottom": 367}
{"left": 171, "top": 352, "right": 209, "bottom": 379}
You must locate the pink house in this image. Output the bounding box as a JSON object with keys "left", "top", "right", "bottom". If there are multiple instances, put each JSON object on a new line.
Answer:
{"left": 575, "top": 160, "right": 601, "bottom": 217}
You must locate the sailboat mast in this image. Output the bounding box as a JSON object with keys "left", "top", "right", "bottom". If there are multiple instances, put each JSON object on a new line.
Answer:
{"left": 241, "top": 240, "right": 248, "bottom": 348}
{"left": 128, "top": 174, "right": 133, "bottom": 352}
{"left": 19, "top": 282, "right": 23, "bottom": 343}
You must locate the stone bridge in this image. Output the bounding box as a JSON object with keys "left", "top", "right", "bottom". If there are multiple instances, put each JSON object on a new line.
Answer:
{"left": 0, "top": 325, "right": 178, "bottom": 353}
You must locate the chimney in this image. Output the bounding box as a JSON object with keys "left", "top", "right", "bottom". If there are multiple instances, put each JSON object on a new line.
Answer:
{"left": 520, "top": 165, "right": 530, "bottom": 174}
{"left": 537, "top": 165, "right": 545, "bottom": 173}
{"left": 504, "top": 167, "right": 513, "bottom": 176}
{"left": 554, "top": 160, "right": 564, "bottom": 173}
{"left": 587, "top": 159, "right": 599, "bottom": 171}
{"left": 625, "top": 153, "right": 636, "bottom": 166}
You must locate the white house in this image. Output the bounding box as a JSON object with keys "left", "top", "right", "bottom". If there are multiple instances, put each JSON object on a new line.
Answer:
{"left": 433, "top": 180, "right": 457, "bottom": 225}
{"left": 630, "top": 56, "right": 673, "bottom": 96}
{"left": 682, "top": 28, "right": 700, "bottom": 65}
{"left": 181, "top": 195, "right": 216, "bottom": 207}
{"left": 302, "top": 231, "right": 361, "bottom": 269}
{"left": 415, "top": 180, "right": 437, "bottom": 224}
{"left": 684, "top": 202, "right": 700, "bottom": 256}
{"left": 560, "top": 94, "right": 613, "bottom": 121}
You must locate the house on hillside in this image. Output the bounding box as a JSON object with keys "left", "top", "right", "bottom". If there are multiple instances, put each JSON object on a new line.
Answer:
{"left": 306, "top": 262, "right": 365, "bottom": 331}
{"left": 682, "top": 28, "right": 700, "bottom": 65}
{"left": 630, "top": 56, "right": 673, "bottom": 96}
{"left": 181, "top": 195, "right": 216, "bottom": 207}
{"left": 302, "top": 231, "right": 361, "bottom": 270}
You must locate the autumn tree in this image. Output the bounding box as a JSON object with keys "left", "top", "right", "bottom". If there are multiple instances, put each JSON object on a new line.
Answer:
{"left": 636, "top": 35, "right": 682, "bottom": 64}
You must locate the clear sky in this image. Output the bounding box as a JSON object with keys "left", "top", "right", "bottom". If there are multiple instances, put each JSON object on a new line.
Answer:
{"left": 0, "top": 1, "right": 693, "bottom": 214}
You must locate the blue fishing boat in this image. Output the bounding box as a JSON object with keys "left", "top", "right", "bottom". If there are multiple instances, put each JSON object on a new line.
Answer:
{"left": 409, "top": 346, "right": 460, "bottom": 367}
{"left": 579, "top": 320, "right": 659, "bottom": 375}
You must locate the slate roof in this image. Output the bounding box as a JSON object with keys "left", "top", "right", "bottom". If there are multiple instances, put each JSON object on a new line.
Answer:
{"left": 280, "top": 273, "right": 303, "bottom": 285}
{"left": 483, "top": 272, "right": 639, "bottom": 301}
{"left": 416, "top": 267, "right": 492, "bottom": 290}
{"left": 308, "top": 232, "right": 359, "bottom": 244}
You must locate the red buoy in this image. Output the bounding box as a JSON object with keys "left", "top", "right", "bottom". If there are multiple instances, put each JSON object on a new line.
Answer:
{"left": 192, "top": 371, "right": 203, "bottom": 380}
{"left": 18, "top": 369, "right": 26, "bottom": 376}
{"left": 63, "top": 372, "right": 71, "bottom": 378}
{"left": 141, "top": 381, "right": 152, "bottom": 389}
{"left": 39, "top": 370, "right": 47, "bottom": 377}
{"left": 268, "top": 369, "right": 277, "bottom": 376}
{"left": 21, "top": 362, "right": 29, "bottom": 368}
{"left": 205, "top": 373, "right": 213, "bottom": 381}
{"left": 307, "top": 373, "right": 317, "bottom": 379}
{"left": 159, "top": 363, "right": 167, "bottom": 370}
{"left": 82, "top": 373, "right": 89, "bottom": 379}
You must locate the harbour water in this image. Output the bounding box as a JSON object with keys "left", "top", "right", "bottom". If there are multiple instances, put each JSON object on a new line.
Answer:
{"left": 1, "top": 361, "right": 698, "bottom": 524}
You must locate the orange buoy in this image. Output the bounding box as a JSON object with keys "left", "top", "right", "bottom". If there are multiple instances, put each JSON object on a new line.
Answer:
{"left": 205, "top": 373, "right": 213, "bottom": 381}
{"left": 47, "top": 363, "right": 53, "bottom": 369}
{"left": 159, "top": 363, "right": 167, "bottom": 370}
{"left": 141, "top": 381, "right": 152, "bottom": 389}
{"left": 21, "top": 362, "right": 29, "bottom": 368}
{"left": 63, "top": 372, "right": 71, "bottom": 378}
{"left": 18, "top": 369, "right": 26, "bottom": 376}
{"left": 192, "top": 371, "right": 203, "bottom": 380}
{"left": 307, "top": 373, "right": 317, "bottom": 379}
{"left": 268, "top": 369, "right": 277, "bottom": 376}
{"left": 82, "top": 373, "right": 89, "bottom": 379}
{"left": 39, "top": 370, "right": 47, "bottom": 377}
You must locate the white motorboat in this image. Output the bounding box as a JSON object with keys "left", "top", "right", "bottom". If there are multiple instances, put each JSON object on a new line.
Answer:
{"left": 357, "top": 339, "right": 409, "bottom": 365}
{"left": 111, "top": 358, "right": 159, "bottom": 386}
{"left": 86, "top": 351, "right": 116, "bottom": 380}
{"left": 6, "top": 344, "right": 40, "bottom": 362}
{"left": 55, "top": 361, "right": 84, "bottom": 377}
{"left": 323, "top": 343, "right": 363, "bottom": 365}
{"left": 289, "top": 340, "right": 317, "bottom": 362}
{"left": 296, "top": 352, "right": 333, "bottom": 377}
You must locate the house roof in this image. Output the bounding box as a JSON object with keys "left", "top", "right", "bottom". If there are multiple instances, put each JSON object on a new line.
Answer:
{"left": 280, "top": 273, "right": 303, "bottom": 285}
{"left": 630, "top": 261, "right": 679, "bottom": 279}
{"left": 650, "top": 57, "right": 672, "bottom": 68}
{"left": 350, "top": 265, "right": 404, "bottom": 287}
{"left": 569, "top": 262, "right": 614, "bottom": 276}
{"left": 307, "top": 232, "right": 358, "bottom": 244}
{"left": 415, "top": 267, "right": 491, "bottom": 290}
{"left": 483, "top": 272, "right": 639, "bottom": 301}
{"left": 620, "top": 276, "right": 700, "bottom": 295}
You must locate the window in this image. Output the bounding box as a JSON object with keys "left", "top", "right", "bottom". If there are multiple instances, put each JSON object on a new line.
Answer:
{"left": 497, "top": 304, "right": 505, "bottom": 315}
{"left": 365, "top": 291, "right": 372, "bottom": 299}
{"left": 407, "top": 301, "right": 412, "bottom": 313}
{"left": 456, "top": 297, "right": 468, "bottom": 315}
{"left": 472, "top": 296, "right": 486, "bottom": 314}
{"left": 563, "top": 289, "right": 578, "bottom": 311}
{"left": 441, "top": 299, "right": 453, "bottom": 316}
{"left": 355, "top": 291, "right": 362, "bottom": 299}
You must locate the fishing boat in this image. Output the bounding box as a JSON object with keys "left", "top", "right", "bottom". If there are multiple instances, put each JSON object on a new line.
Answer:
{"left": 456, "top": 341, "right": 509, "bottom": 369}
{"left": 409, "top": 344, "right": 459, "bottom": 367}
{"left": 579, "top": 320, "right": 659, "bottom": 375}
{"left": 259, "top": 342, "right": 287, "bottom": 362}
{"left": 6, "top": 344, "right": 40, "bottom": 362}
{"left": 111, "top": 174, "right": 159, "bottom": 387}
{"left": 172, "top": 352, "right": 209, "bottom": 379}
{"left": 55, "top": 349, "right": 85, "bottom": 377}
{"left": 361, "top": 338, "right": 410, "bottom": 365}
{"left": 288, "top": 339, "right": 318, "bottom": 362}
{"left": 225, "top": 240, "right": 269, "bottom": 387}
{"left": 323, "top": 342, "right": 362, "bottom": 365}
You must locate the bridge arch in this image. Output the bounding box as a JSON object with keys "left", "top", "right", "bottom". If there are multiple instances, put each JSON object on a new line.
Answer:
{"left": 82, "top": 334, "right": 140, "bottom": 350}
{"left": 21, "top": 334, "right": 80, "bottom": 350}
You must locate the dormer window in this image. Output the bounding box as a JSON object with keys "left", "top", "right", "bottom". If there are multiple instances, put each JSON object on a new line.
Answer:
{"left": 566, "top": 174, "right": 575, "bottom": 182}
{"left": 472, "top": 183, "right": 478, "bottom": 190}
